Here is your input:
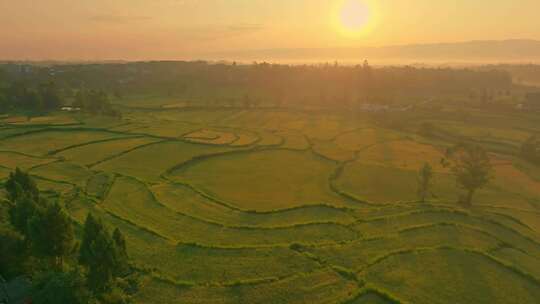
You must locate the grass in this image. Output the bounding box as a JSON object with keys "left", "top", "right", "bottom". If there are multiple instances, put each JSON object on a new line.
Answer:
{"left": 423, "top": 120, "right": 531, "bottom": 146}
{"left": 122, "top": 121, "right": 199, "bottom": 138}
{"left": 0, "top": 130, "right": 125, "bottom": 156}
{"left": 363, "top": 248, "right": 540, "bottom": 304}
{"left": 230, "top": 131, "right": 259, "bottom": 146}
{"left": 102, "top": 176, "right": 357, "bottom": 246}
{"left": 3, "top": 108, "right": 540, "bottom": 304}
{"left": 57, "top": 136, "right": 162, "bottom": 166}
{"left": 480, "top": 206, "right": 540, "bottom": 234}
{"left": 307, "top": 222, "right": 500, "bottom": 272}
{"left": 94, "top": 141, "right": 238, "bottom": 182}
{"left": 12, "top": 114, "right": 79, "bottom": 126}
{"left": 151, "top": 183, "right": 356, "bottom": 227}
{"left": 228, "top": 268, "right": 358, "bottom": 304}
{"left": 335, "top": 152, "right": 540, "bottom": 210}
{"left": 334, "top": 128, "right": 404, "bottom": 152}
{"left": 312, "top": 140, "right": 356, "bottom": 162}
{"left": 86, "top": 172, "right": 114, "bottom": 199}
{"left": 31, "top": 161, "right": 93, "bottom": 187}
{"left": 278, "top": 131, "right": 310, "bottom": 150}
{"left": 184, "top": 129, "right": 238, "bottom": 145}
{"left": 0, "top": 151, "right": 55, "bottom": 170}
{"left": 354, "top": 140, "right": 446, "bottom": 172}
{"left": 491, "top": 247, "right": 540, "bottom": 280}
{"left": 169, "top": 150, "right": 350, "bottom": 211}
{"left": 348, "top": 290, "right": 400, "bottom": 304}
{"left": 256, "top": 131, "right": 283, "bottom": 146}
{"left": 352, "top": 208, "right": 540, "bottom": 259}
{"left": 134, "top": 268, "right": 358, "bottom": 304}
{"left": 336, "top": 163, "right": 420, "bottom": 204}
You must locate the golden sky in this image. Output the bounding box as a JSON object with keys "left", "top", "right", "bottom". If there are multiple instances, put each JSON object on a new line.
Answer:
{"left": 1, "top": 0, "right": 539, "bottom": 60}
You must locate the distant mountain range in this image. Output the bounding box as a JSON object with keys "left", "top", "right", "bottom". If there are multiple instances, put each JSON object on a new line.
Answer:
{"left": 207, "top": 39, "right": 540, "bottom": 64}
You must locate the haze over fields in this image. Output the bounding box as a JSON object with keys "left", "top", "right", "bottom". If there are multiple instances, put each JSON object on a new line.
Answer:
{"left": 1, "top": 1, "right": 540, "bottom": 304}
{"left": 1, "top": 0, "right": 540, "bottom": 62}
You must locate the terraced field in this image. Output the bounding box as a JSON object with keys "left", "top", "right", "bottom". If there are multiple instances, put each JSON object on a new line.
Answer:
{"left": 1, "top": 109, "right": 539, "bottom": 304}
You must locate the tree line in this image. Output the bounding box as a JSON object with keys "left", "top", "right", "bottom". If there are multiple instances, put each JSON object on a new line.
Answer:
{"left": 0, "top": 82, "right": 62, "bottom": 113}
{"left": 0, "top": 61, "right": 513, "bottom": 109}
{"left": 0, "top": 169, "right": 134, "bottom": 303}
{"left": 0, "top": 71, "right": 119, "bottom": 116}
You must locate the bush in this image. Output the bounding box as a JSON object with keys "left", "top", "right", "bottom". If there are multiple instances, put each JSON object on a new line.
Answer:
{"left": 31, "top": 270, "right": 91, "bottom": 304}
{"left": 0, "top": 228, "right": 28, "bottom": 279}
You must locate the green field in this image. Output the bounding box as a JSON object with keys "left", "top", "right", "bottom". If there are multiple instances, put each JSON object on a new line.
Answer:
{"left": 1, "top": 108, "right": 539, "bottom": 304}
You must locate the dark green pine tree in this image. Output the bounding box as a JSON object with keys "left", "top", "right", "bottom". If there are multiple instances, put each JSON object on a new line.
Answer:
{"left": 28, "top": 202, "right": 75, "bottom": 269}
{"left": 112, "top": 228, "right": 129, "bottom": 275}
{"left": 79, "top": 214, "right": 127, "bottom": 292}
{"left": 5, "top": 167, "right": 40, "bottom": 202}
{"left": 87, "top": 231, "right": 117, "bottom": 292}
{"left": 0, "top": 227, "right": 28, "bottom": 279}
{"left": 31, "top": 269, "right": 90, "bottom": 304}
{"left": 6, "top": 169, "right": 46, "bottom": 239}
{"left": 79, "top": 213, "right": 104, "bottom": 266}
{"left": 8, "top": 195, "right": 41, "bottom": 237}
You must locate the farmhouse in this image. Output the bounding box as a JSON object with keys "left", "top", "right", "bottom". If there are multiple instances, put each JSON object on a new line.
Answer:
{"left": 61, "top": 106, "right": 81, "bottom": 112}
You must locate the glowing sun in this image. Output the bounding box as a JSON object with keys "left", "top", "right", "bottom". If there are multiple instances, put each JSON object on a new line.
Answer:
{"left": 335, "top": 0, "right": 374, "bottom": 37}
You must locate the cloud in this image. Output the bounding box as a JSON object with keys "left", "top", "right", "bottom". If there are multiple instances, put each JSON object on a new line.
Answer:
{"left": 183, "top": 23, "right": 265, "bottom": 41}
{"left": 227, "top": 24, "right": 265, "bottom": 32}
{"left": 90, "top": 14, "right": 152, "bottom": 24}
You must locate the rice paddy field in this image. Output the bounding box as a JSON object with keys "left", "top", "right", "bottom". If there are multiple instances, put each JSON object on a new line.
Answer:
{"left": 1, "top": 107, "right": 539, "bottom": 304}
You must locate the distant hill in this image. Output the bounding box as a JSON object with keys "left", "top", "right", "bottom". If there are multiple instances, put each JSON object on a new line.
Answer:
{"left": 207, "top": 39, "right": 540, "bottom": 64}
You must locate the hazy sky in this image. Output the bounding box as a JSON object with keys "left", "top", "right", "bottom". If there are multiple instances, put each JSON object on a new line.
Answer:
{"left": 1, "top": 0, "right": 539, "bottom": 60}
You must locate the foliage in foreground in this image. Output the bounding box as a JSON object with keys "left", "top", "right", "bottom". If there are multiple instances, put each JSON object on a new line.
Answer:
{"left": 0, "top": 168, "right": 135, "bottom": 303}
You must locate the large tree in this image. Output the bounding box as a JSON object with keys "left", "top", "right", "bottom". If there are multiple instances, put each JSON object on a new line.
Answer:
{"left": 31, "top": 269, "right": 90, "bottom": 304}
{"left": 0, "top": 227, "right": 28, "bottom": 279}
{"left": 5, "top": 168, "right": 40, "bottom": 202}
{"left": 8, "top": 195, "right": 41, "bottom": 237}
{"left": 6, "top": 168, "right": 43, "bottom": 238}
{"left": 445, "top": 143, "right": 493, "bottom": 206}
{"left": 39, "top": 82, "right": 62, "bottom": 111}
{"left": 79, "top": 214, "right": 128, "bottom": 292}
{"left": 28, "top": 202, "right": 75, "bottom": 268}
{"left": 417, "top": 163, "right": 434, "bottom": 203}
{"left": 112, "top": 228, "right": 129, "bottom": 276}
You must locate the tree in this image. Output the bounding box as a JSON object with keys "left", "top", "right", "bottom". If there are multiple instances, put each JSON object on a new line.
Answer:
{"left": 417, "top": 163, "right": 433, "bottom": 202}
{"left": 112, "top": 228, "right": 129, "bottom": 276}
{"left": 79, "top": 214, "right": 127, "bottom": 292}
{"left": 74, "top": 89, "right": 119, "bottom": 117}
{"left": 28, "top": 202, "right": 75, "bottom": 268}
{"left": 5, "top": 168, "right": 39, "bottom": 202}
{"left": 5, "top": 169, "right": 46, "bottom": 239}
{"left": 521, "top": 135, "right": 540, "bottom": 165}
{"left": 31, "top": 269, "right": 91, "bottom": 304}
{"left": 39, "top": 82, "right": 63, "bottom": 111}
{"left": 0, "top": 227, "right": 28, "bottom": 279}
{"left": 360, "top": 59, "right": 373, "bottom": 102}
{"left": 87, "top": 231, "right": 118, "bottom": 292}
{"left": 8, "top": 195, "right": 41, "bottom": 237}
{"left": 445, "top": 143, "right": 493, "bottom": 206}
{"left": 79, "top": 214, "right": 104, "bottom": 267}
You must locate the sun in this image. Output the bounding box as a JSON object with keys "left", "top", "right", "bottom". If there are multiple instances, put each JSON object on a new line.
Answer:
{"left": 333, "top": 0, "right": 375, "bottom": 37}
